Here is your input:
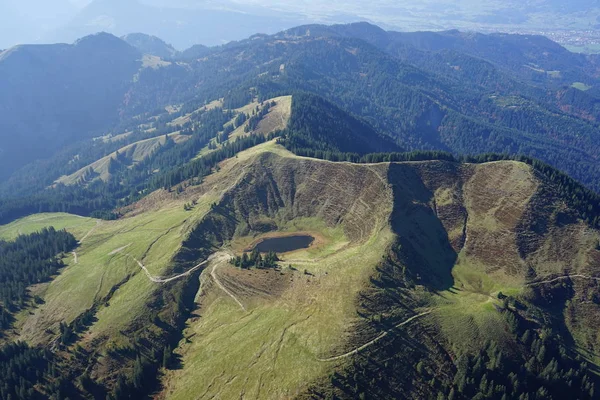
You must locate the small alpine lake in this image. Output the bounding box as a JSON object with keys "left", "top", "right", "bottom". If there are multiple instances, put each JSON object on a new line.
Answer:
{"left": 253, "top": 235, "right": 315, "bottom": 253}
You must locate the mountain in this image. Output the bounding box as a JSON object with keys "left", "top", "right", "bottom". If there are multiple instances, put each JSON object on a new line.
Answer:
{"left": 1, "top": 25, "right": 600, "bottom": 396}
{"left": 285, "top": 92, "right": 402, "bottom": 154}
{"left": 0, "top": 136, "right": 599, "bottom": 399}
{"left": 122, "top": 33, "right": 178, "bottom": 58}
{"left": 318, "top": 22, "right": 599, "bottom": 87}
{"left": 0, "top": 92, "right": 405, "bottom": 222}
{"left": 0, "top": 32, "right": 141, "bottom": 181}
{"left": 204, "top": 23, "right": 600, "bottom": 192}
{"left": 3, "top": 21, "right": 600, "bottom": 195}
{"left": 48, "top": 0, "right": 307, "bottom": 49}
{"left": 179, "top": 44, "right": 210, "bottom": 60}
{"left": 160, "top": 145, "right": 600, "bottom": 399}
{"left": 5, "top": 14, "right": 600, "bottom": 400}
{"left": 3, "top": 22, "right": 600, "bottom": 194}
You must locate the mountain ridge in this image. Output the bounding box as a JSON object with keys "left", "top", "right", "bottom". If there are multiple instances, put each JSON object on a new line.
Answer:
{"left": 1, "top": 140, "right": 599, "bottom": 398}
{"left": 122, "top": 32, "right": 178, "bottom": 58}
{"left": 3, "top": 16, "right": 600, "bottom": 400}
{"left": 3, "top": 22, "right": 600, "bottom": 192}
{"left": 0, "top": 31, "right": 141, "bottom": 181}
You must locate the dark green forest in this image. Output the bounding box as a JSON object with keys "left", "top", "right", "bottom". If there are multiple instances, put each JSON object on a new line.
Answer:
{"left": 0, "top": 229, "right": 77, "bottom": 400}
{"left": 0, "top": 228, "right": 77, "bottom": 316}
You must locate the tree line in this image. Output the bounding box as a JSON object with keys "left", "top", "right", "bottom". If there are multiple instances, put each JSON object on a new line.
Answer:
{"left": 278, "top": 132, "right": 600, "bottom": 229}
{"left": 0, "top": 229, "right": 78, "bottom": 400}
{"left": 0, "top": 228, "right": 77, "bottom": 314}
{"left": 230, "top": 249, "right": 280, "bottom": 269}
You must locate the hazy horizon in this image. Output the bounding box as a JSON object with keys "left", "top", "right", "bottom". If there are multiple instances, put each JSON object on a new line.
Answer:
{"left": 1, "top": 0, "right": 599, "bottom": 50}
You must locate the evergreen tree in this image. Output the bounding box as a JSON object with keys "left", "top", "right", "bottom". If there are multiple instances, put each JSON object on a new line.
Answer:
{"left": 162, "top": 345, "right": 172, "bottom": 369}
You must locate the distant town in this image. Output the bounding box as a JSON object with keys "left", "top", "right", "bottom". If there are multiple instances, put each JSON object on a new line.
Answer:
{"left": 486, "top": 28, "right": 600, "bottom": 53}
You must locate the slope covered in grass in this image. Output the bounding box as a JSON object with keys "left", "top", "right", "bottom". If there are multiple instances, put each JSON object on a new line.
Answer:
{"left": 0, "top": 213, "right": 96, "bottom": 241}
{"left": 1, "top": 141, "right": 599, "bottom": 398}
{"left": 56, "top": 132, "right": 189, "bottom": 186}
{"left": 160, "top": 142, "right": 600, "bottom": 399}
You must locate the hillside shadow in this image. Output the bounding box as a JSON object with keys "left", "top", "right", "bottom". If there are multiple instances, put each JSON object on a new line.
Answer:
{"left": 386, "top": 163, "right": 457, "bottom": 292}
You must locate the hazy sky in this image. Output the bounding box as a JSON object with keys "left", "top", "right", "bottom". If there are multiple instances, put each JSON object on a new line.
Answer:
{"left": 0, "top": 0, "right": 598, "bottom": 49}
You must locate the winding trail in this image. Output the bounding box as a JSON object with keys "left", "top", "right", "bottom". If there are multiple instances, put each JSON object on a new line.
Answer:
{"left": 526, "top": 274, "right": 600, "bottom": 287}
{"left": 71, "top": 220, "right": 101, "bottom": 265}
{"left": 78, "top": 220, "right": 100, "bottom": 244}
{"left": 131, "top": 255, "right": 211, "bottom": 284}
{"left": 317, "top": 310, "right": 432, "bottom": 362}
{"left": 108, "top": 243, "right": 132, "bottom": 256}
{"left": 108, "top": 243, "right": 245, "bottom": 310}
{"left": 209, "top": 255, "right": 246, "bottom": 311}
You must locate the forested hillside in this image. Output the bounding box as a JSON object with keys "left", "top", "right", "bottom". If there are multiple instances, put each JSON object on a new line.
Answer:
{"left": 121, "top": 33, "right": 177, "bottom": 59}
{"left": 283, "top": 92, "right": 402, "bottom": 154}
{"left": 0, "top": 33, "right": 142, "bottom": 180}
{"left": 3, "top": 23, "right": 600, "bottom": 194}
{"left": 0, "top": 228, "right": 76, "bottom": 322}
{"left": 0, "top": 227, "right": 78, "bottom": 400}
{"left": 126, "top": 23, "right": 600, "bottom": 192}
{"left": 261, "top": 25, "right": 600, "bottom": 192}
{"left": 0, "top": 96, "right": 294, "bottom": 224}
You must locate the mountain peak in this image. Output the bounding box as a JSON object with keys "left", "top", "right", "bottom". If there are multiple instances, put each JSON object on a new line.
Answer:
{"left": 72, "top": 31, "right": 140, "bottom": 58}
{"left": 74, "top": 31, "right": 123, "bottom": 46}
{"left": 335, "top": 21, "right": 386, "bottom": 33}
{"left": 122, "top": 32, "right": 178, "bottom": 58}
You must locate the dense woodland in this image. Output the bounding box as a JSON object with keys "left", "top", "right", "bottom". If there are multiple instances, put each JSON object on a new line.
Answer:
{"left": 284, "top": 92, "right": 401, "bottom": 154}
{"left": 0, "top": 229, "right": 77, "bottom": 400}
{"left": 0, "top": 228, "right": 77, "bottom": 315}
{"left": 0, "top": 342, "right": 51, "bottom": 400}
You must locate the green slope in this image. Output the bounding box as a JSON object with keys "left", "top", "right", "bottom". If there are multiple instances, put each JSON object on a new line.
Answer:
{"left": 1, "top": 140, "right": 600, "bottom": 398}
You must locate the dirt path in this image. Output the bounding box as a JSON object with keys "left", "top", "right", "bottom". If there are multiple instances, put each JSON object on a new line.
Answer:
{"left": 312, "top": 273, "right": 600, "bottom": 363}
{"left": 131, "top": 255, "right": 210, "bottom": 284}
{"left": 79, "top": 220, "right": 100, "bottom": 244}
{"left": 209, "top": 254, "right": 246, "bottom": 311}
{"left": 108, "top": 243, "right": 132, "bottom": 256}
{"left": 317, "top": 310, "right": 432, "bottom": 362}
{"left": 526, "top": 274, "right": 600, "bottom": 286}
{"left": 105, "top": 243, "right": 243, "bottom": 308}
{"left": 71, "top": 220, "right": 101, "bottom": 263}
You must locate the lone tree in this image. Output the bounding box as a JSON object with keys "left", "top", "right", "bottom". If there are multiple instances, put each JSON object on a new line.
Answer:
{"left": 162, "top": 345, "right": 172, "bottom": 369}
